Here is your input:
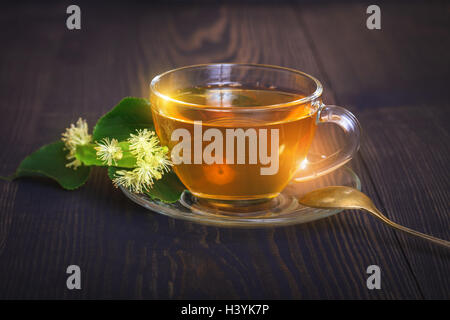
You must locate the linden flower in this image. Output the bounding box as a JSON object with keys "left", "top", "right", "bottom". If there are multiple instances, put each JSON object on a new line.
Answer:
{"left": 112, "top": 130, "right": 172, "bottom": 193}
{"left": 145, "top": 147, "right": 172, "bottom": 174}
{"left": 95, "top": 138, "right": 123, "bottom": 166}
{"left": 128, "top": 129, "right": 158, "bottom": 157}
{"left": 113, "top": 170, "right": 143, "bottom": 193}
{"left": 112, "top": 165, "right": 153, "bottom": 194}
{"left": 133, "top": 158, "right": 158, "bottom": 186}
{"left": 61, "top": 118, "right": 92, "bottom": 169}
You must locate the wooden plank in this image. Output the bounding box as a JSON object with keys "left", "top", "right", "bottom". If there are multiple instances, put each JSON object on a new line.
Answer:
{"left": 0, "top": 3, "right": 69, "bottom": 278}
{"left": 0, "top": 2, "right": 426, "bottom": 299}
{"left": 297, "top": 1, "right": 450, "bottom": 298}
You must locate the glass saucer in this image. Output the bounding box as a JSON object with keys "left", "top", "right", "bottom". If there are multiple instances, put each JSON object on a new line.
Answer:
{"left": 119, "top": 165, "right": 361, "bottom": 228}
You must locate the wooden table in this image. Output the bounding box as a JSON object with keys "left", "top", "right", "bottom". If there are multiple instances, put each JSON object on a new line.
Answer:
{"left": 0, "top": 1, "right": 448, "bottom": 299}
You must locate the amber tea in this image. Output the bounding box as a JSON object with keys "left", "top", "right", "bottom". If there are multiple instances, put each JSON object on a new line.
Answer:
{"left": 151, "top": 87, "right": 318, "bottom": 200}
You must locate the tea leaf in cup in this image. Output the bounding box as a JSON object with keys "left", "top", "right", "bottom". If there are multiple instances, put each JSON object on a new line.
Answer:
{"left": 231, "top": 93, "right": 258, "bottom": 107}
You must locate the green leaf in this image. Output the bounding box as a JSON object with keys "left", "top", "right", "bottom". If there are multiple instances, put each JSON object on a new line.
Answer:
{"left": 107, "top": 166, "right": 119, "bottom": 181}
{"left": 108, "top": 167, "right": 185, "bottom": 203}
{"left": 75, "top": 142, "right": 136, "bottom": 168}
{"left": 14, "top": 141, "right": 91, "bottom": 190}
{"left": 93, "top": 97, "right": 154, "bottom": 141}
{"left": 144, "top": 170, "right": 186, "bottom": 203}
{"left": 74, "top": 144, "right": 103, "bottom": 166}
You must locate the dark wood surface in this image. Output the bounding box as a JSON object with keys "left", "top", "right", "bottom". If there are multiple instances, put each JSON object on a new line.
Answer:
{"left": 0, "top": 1, "right": 448, "bottom": 299}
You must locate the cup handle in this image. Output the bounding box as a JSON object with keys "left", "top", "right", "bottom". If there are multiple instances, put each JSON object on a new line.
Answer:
{"left": 294, "top": 104, "right": 361, "bottom": 182}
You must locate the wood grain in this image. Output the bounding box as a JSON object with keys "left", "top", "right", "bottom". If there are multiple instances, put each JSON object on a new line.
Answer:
{"left": 297, "top": 1, "right": 450, "bottom": 298}
{"left": 0, "top": 1, "right": 447, "bottom": 299}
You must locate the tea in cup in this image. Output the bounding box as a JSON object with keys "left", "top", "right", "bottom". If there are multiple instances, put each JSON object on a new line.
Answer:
{"left": 150, "top": 64, "right": 360, "bottom": 205}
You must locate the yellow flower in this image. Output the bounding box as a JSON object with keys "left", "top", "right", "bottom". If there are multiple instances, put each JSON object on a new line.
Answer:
{"left": 112, "top": 161, "right": 158, "bottom": 194}
{"left": 128, "top": 129, "right": 158, "bottom": 158}
{"left": 94, "top": 138, "right": 123, "bottom": 166}
{"left": 146, "top": 147, "right": 171, "bottom": 173}
{"left": 112, "top": 170, "right": 143, "bottom": 193}
{"left": 61, "top": 118, "right": 92, "bottom": 169}
{"left": 112, "top": 129, "right": 172, "bottom": 193}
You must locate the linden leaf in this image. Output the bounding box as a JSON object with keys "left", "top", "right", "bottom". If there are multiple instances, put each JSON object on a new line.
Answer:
{"left": 75, "top": 142, "right": 136, "bottom": 168}
{"left": 14, "top": 141, "right": 91, "bottom": 190}
{"left": 93, "top": 97, "right": 154, "bottom": 141}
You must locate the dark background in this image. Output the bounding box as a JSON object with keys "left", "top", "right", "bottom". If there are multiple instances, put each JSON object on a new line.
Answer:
{"left": 0, "top": 0, "right": 449, "bottom": 299}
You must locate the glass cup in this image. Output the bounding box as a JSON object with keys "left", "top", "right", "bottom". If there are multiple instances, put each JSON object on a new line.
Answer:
{"left": 150, "top": 63, "right": 360, "bottom": 209}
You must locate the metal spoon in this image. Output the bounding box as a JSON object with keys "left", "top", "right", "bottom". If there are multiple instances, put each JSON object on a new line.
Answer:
{"left": 298, "top": 186, "right": 450, "bottom": 248}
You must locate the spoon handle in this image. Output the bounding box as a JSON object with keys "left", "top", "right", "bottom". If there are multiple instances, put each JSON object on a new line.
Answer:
{"left": 366, "top": 207, "right": 450, "bottom": 248}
